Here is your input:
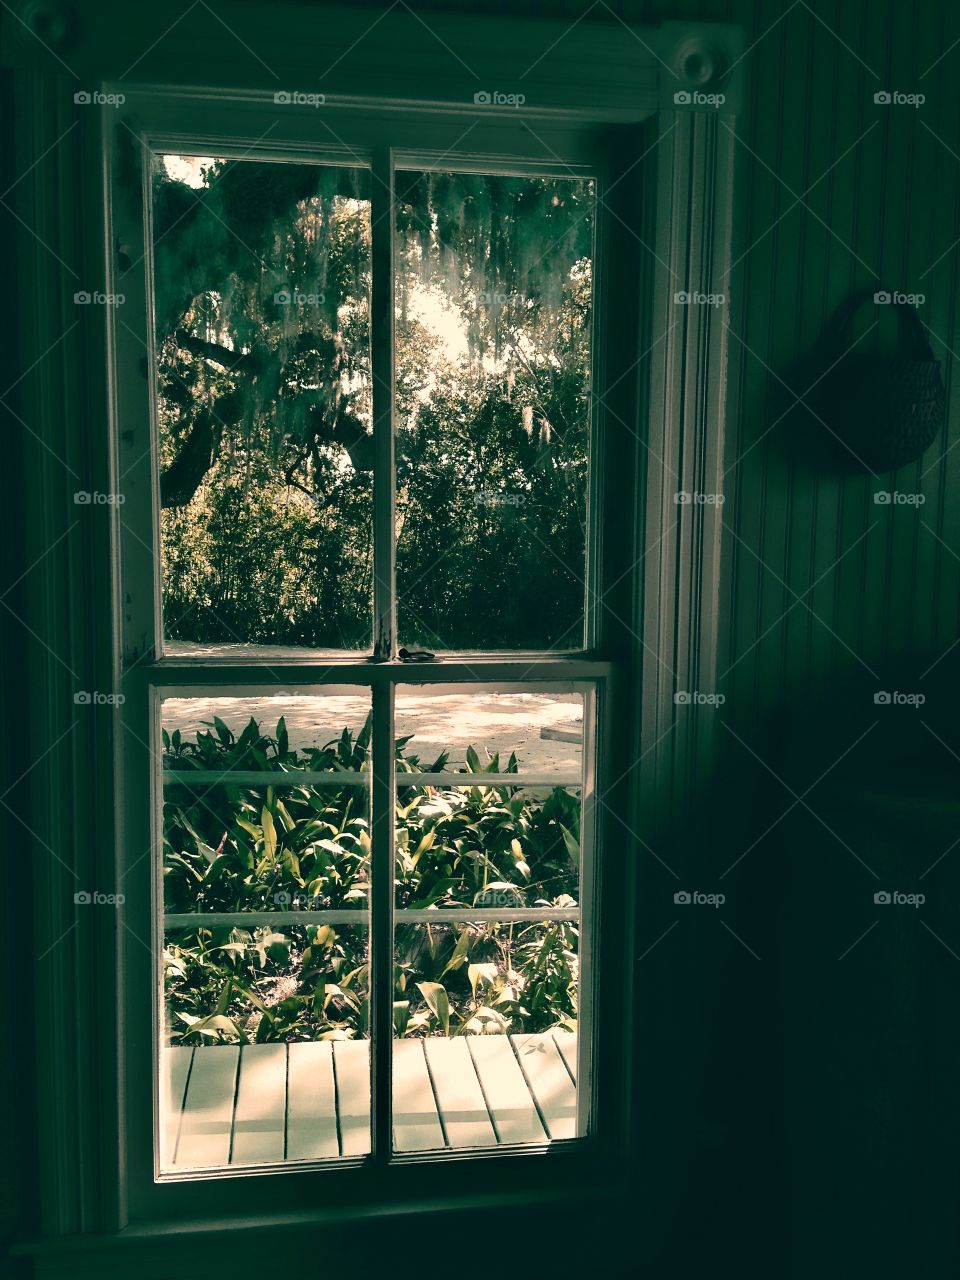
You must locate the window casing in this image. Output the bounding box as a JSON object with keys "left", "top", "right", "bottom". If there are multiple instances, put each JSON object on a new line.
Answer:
{"left": 110, "top": 90, "right": 641, "bottom": 1214}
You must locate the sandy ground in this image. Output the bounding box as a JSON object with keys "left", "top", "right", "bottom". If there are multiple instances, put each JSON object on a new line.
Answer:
{"left": 161, "top": 689, "right": 583, "bottom": 773}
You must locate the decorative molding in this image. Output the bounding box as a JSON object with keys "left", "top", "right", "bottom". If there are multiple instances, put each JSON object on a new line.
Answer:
{"left": 659, "top": 21, "right": 744, "bottom": 115}
{"left": 16, "top": 0, "right": 78, "bottom": 53}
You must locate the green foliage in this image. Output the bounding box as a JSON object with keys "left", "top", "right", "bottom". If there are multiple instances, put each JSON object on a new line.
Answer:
{"left": 164, "top": 717, "right": 580, "bottom": 1045}
{"left": 153, "top": 156, "right": 593, "bottom": 650}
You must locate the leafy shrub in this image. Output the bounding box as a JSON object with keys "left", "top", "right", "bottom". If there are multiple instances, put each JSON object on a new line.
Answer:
{"left": 163, "top": 715, "right": 579, "bottom": 1044}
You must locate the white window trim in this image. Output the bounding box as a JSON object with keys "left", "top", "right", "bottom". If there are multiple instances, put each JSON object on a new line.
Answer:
{"left": 112, "top": 90, "right": 618, "bottom": 1216}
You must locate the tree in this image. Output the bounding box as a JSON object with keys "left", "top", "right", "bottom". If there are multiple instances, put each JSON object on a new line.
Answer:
{"left": 151, "top": 151, "right": 594, "bottom": 649}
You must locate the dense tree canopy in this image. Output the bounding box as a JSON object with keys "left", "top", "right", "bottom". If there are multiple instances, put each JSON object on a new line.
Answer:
{"left": 154, "top": 153, "right": 594, "bottom": 650}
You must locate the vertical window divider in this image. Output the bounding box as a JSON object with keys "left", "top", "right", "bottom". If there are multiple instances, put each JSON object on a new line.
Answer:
{"left": 370, "top": 144, "right": 397, "bottom": 1160}
{"left": 371, "top": 145, "right": 396, "bottom": 661}
{"left": 370, "top": 679, "right": 396, "bottom": 1162}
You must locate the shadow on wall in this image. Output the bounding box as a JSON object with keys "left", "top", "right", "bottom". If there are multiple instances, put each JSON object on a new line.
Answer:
{"left": 642, "top": 648, "right": 960, "bottom": 1277}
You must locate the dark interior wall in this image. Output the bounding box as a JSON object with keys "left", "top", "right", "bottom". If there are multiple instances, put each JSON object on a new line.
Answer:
{"left": 2, "top": 1, "right": 957, "bottom": 1276}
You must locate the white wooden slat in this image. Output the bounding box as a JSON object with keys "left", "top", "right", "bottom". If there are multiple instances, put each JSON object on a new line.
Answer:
{"left": 161, "top": 1046, "right": 193, "bottom": 1168}
{"left": 162, "top": 1031, "right": 574, "bottom": 1166}
{"left": 286, "top": 1041, "right": 339, "bottom": 1160}
{"left": 512, "top": 1032, "right": 577, "bottom": 1140}
{"left": 332, "top": 1039, "right": 371, "bottom": 1156}
{"left": 423, "top": 1037, "right": 497, "bottom": 1148}
{"left": 393, "top": 1038, "right": 445, "bottom": 1151}
{"left": 468, "top": 1036, "right": 547, "bottom": 1145}
{"left": 552, "top": 1030, "right": 578, "bottom": 1082}
{"left": 175, "top": 1045, "right": 240, "bottom": 1168}
{"left": 230, "top": 1043, "right": 287, "bottom": 1165}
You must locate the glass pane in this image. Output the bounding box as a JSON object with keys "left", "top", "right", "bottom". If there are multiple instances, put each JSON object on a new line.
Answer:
{"left": 391, "top": 688, "right": 585, "bottom": 1151}
{"left": 159, "top": 693, "right": 371, "bottom": 1172}
{"left": 394, "top": 169, "right": 595, "bottom": 651}
{"left": 153, "top": 155, "right": 374, "bottom": 654}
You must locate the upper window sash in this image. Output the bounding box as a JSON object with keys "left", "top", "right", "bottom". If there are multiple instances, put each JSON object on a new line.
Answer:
{"left": 109, "top": 94, "right": 622, "bottom": 668}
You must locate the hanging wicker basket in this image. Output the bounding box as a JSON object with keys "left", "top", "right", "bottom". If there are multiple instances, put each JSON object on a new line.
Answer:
{"left": 816, "top": 292, "right": 945, "bottom": 470}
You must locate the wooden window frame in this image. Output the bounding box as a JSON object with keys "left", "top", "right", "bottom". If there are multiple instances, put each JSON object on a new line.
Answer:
{"left": 114, "top": 88, "right": 624, "bottom": 1218}
{"left": 2, "top": 0, "right": 743, "bottom": 1255}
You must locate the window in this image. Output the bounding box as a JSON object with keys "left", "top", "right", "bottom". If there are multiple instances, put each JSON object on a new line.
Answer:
{"left": 112, "top": 94, "right": 629, "bottom": 1190}
{"left": 7, "top": 0, "right": 741, "bottom": 1245}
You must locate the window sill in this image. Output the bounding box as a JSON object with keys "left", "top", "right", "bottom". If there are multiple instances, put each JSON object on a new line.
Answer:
{"left": 13, "top": 1176, "right": 626, "bottom": 1275}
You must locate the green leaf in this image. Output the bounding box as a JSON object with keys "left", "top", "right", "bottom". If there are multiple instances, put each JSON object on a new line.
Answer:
{"left": 212, "top": 716, "right": 233, "bottom": 746}
{"left": 468, "top": 962, "right": 498, "bottom": 1000}
{"left": 311, "top": 977, "right": 327, "bottom": 1015}
{"left": 281, "top": 846, "right": 302, "bottom": 883}
{"left": 559, "top": 824, "right": 580, "bottom": 862}
{"left": 441, "top": 927, "right": 473, "bottom": 975}
{"left": 180, "top": 1013, "right": 245, "bottom": 1042}
{"left": 416, "top": 980, "right": 450, "bottom": 1035}
{"left": 261, "top": 806, "right": 277, "bottom": 860}
{"left": 275, "top": 799, "right": 296, "bottom": 833}
{"left": 393, "top": 1000, "right": 410, "bottom": 1036}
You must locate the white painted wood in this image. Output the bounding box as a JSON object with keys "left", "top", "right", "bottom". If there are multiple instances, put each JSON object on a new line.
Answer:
{"left": 286, "top": 1041, "right": 339, "bottom": 1161}
{"left": 166, "top": 908, "right": 577, "bottom": 930}
{"left": 512, "top": 1033, "right": 577, "bottom": 1140}
{"left": 174, "top": 1046, "right": 240, "bottom": 1169}
{"left": 230, "top": 1044, "right": 287, "bottom": 1166}
{"left": 553, "top": 1030, "right": 579, "bottom": 1082}
{"left": 160, "top": 1046, "right": 193, "bottom": 1169}
{"left": 392, "top": 1039, "right": 445, "bottom": 1152}
{"left": 423, "top": 1038, "right": 497, "bottom": 1148}
{"left": 332, "top": 1039, "right": 371, "bottom": 1156}
{"left": 163, "top": 771, "right": 368, "bottom": 786}
{"left": 161, "top": 1035, "right": 575, "bottom": 1166}
{"left": 468, "top": 1036, "right": 547, "bottom": 1145}
{"left": 395, "top": 774, "right": 582, "bottom": 787}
